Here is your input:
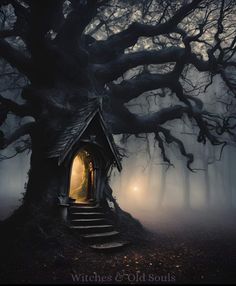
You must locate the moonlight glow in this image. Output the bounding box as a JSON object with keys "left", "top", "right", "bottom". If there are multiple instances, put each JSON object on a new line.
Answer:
{"left": 133, "top": 186, "right": 139, "bottom": 192}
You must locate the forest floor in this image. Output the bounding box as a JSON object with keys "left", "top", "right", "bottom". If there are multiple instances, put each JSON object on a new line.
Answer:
{"left": 0, "top": 208, "right": 236, "bottom": 284}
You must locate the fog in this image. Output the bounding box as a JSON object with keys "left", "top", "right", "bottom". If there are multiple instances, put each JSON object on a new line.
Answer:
{"left": 111, "top": 135, "right": 236, "bottom": 231}
{"left": 109, "top": 69, "right": 236, "bottom": 231}
{"left": 0, "top": 72, "right": 236, "bottom": 229}
{"left": 1, "top": 133, "right": 235, "bottom": 231}
{"left": 0, "top": 150, "right": 30, "bottom": 220}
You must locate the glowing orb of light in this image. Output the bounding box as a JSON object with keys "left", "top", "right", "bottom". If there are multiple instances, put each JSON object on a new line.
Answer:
{"left": 133, "top": 186, "right": 139, "bottom": 192}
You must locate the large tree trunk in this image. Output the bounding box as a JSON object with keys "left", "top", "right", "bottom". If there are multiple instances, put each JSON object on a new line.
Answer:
{"left": 12, "top": 123, "right": 65, "bottom": 227}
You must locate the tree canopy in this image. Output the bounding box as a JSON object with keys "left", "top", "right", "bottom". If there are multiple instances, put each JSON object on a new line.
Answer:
{"left": 0, "top": 0, "right": 236, "bottom": 169}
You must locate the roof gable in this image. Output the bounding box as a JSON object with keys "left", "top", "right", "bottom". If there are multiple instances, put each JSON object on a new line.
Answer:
{"left": 47, "top": 105, "right": 122, "bottom": 171}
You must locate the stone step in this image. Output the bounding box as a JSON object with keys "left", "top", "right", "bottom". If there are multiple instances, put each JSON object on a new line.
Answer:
{"left": 70, "top": 201, "right": 97, "bottom": 207}
{"left": 69, "top": 205, "right": 102, "bottom": 213}
{"left": 69, "top": 212, "right": 105, "bottom": 219}
{"left": 82, "top": 231, "right": 120, "bottom": 243}
{"left": 90, "top": 241, "right": 130, "bottom": 251}
{"left": 69, "top": 224, "right": 114, "bottom": 234}
{"left": 70, "top": 218, "right": 108, "bottom": 226}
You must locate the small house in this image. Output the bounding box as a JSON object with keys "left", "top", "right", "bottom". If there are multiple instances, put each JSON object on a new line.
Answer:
{"left": 47, "top": 100, "right": 122, "bottom": 220}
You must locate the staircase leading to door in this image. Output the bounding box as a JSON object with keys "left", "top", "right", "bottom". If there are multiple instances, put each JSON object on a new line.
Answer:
{"left": 68, "top": 202, "right": 129, "bottom": 251}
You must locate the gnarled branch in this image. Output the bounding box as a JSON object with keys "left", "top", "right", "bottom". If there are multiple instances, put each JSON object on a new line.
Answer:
{"left": 0, "top": 122, "right": 34, "bottom": 149}
{"left": 0, "top": 29, "right": 18, "bottom": 38}
{"left": 0, "top": 39, "right": 32, "bottom": 77}
{"left": 93, "top": 47, "right": 186, "bottom": 83}
{"left": 110, "top": 105, "right": 190, "bottom": 134}
{"left": 89, "top": 0, "right": 203, "bottom": 63}
{"left": 0, "top": 94, "right": 32, "bottom": 120}
{"left": 94, "top": 43, "right": 214, "bottom": 83}
{"left": 109, "top": 70, "right": 178, "bottom": 103}
{"left": 56, "top": 0, "right": 99, "bottom": 50}
{"left": 158, "top": 126, "right": 194, "bottom": 171}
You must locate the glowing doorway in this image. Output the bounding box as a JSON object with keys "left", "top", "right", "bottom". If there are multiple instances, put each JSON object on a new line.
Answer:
{"left": 69, "top": 149, "right": 95, "bottom": 203}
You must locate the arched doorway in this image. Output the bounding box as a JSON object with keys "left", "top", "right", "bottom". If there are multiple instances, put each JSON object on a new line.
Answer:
{"left": 69, "top": 147, "right": 95, "bottom": 203}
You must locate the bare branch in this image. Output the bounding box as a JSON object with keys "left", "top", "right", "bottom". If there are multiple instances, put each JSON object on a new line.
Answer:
{"left": 109, "top": 70, "right": 177, "bottom": 102}
{"left": 56, "top": 1, "right": 100, "bottom": 49}
{"left": 0, "top": 122, "right": 34, "bottom": 149}
{"left": 158, "top": 126, "right": 194, "bottom": 171}
{"left": 0, "top": 29, "right": 17, "bottom": 38}
{"left": 0, "top": 94, "right": 31, "bottom": 119}
{"left": 110, "top": 105, "right": 190, "bottom": 134}
{"left": 0, "top": 39, "right": 32, "bottom": 77}
{"left": 154, "top": 131, "right": 172, "bottom": 167}
{"left": 89, "top": 0, "right": 204, "bottom": 63}
{"left": 94, "top": 47, "right": 186, "bottom": 82}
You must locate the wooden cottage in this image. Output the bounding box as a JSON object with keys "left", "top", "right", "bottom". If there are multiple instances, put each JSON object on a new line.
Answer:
{"left": 46, "top": 101, "right": 129, "bottom": 250}
{"left": 48, "top": 101, "right": 121, "bottom": 205}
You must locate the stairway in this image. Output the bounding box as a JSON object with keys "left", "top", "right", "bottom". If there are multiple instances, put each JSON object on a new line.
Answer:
{"left": 68, "top": 202, "right": 129, "bottom": 251}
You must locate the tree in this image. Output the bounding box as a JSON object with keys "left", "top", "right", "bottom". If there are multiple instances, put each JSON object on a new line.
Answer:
{"left": 0, "top": 0, "right": 236, "bottom": 219}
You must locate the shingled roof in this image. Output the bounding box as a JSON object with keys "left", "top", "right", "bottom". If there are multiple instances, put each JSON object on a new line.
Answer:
{"left": 47, "top": 100, "right": 122, "bottom": 171}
